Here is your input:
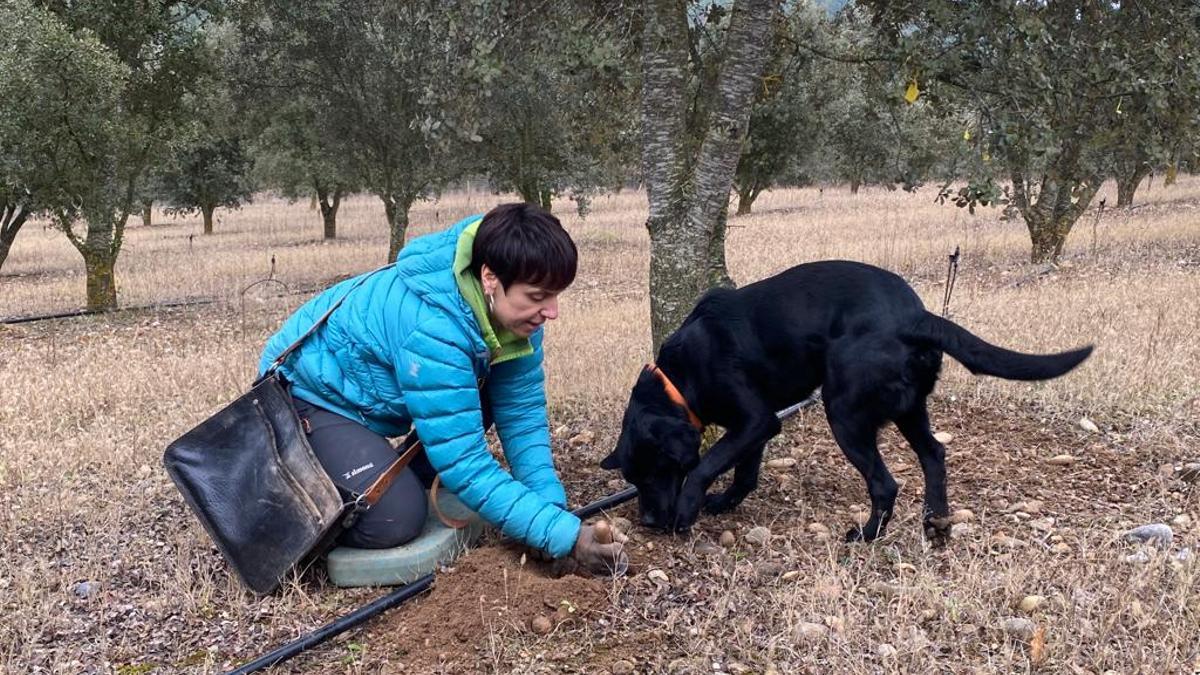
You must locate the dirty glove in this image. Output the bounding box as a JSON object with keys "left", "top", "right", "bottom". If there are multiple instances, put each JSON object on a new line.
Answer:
{"left": 571, "top": 520, "right": 629, "bottom": 576}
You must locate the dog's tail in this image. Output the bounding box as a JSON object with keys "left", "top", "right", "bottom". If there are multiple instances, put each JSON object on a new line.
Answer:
{"left": 902, "top": 311, "right": 1093, "bottom": 381}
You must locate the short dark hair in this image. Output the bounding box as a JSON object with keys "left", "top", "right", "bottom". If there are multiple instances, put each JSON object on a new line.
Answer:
{"left": 471, "top": 203, "right": 578, "bottom": 291}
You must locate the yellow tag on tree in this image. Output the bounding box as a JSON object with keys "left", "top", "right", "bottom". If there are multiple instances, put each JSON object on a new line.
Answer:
{"left": 904, "top": 80, "right": 920, "bottom": 104}
{"left": 963, "top": 129, "right": 971, "bottom": 141}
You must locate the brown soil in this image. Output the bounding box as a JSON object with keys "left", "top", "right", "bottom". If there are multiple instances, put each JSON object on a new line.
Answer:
{"left": 350, "top": 545, "right": 610, "bottom": 673}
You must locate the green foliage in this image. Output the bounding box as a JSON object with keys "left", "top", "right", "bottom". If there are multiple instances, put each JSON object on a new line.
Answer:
{"left": 471, "top": 3, "right": 638, "bottom": 213}
{"left": 159, "top": 137, "right": 254, "bottom": 220}
{"left": 0, "top": 0, "right": 129, "bottom": 229}
{"left": 861, "top": 0, "right": 1200, "bottom": 260}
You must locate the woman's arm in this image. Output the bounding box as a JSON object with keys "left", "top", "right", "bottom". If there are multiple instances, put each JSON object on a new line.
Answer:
{"left": 487, "top": 331, "right": 569, "bottom": 508}
{"left": 397, "top": 319, "right": 579, "bottom": 557}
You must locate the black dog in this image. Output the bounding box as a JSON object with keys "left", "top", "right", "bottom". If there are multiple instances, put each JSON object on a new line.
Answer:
{"left": 601, "top": 260, "right": 1092, "bottom": 543}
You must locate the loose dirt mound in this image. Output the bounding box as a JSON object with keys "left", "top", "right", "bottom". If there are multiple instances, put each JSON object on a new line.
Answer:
{"left": 360, "top": 544, "right": 610, "bottom": 671}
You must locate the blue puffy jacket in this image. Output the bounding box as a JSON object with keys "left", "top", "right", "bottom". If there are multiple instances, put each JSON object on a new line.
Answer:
{"left": 259, "top": 216, "right": 581, "bottom": 557}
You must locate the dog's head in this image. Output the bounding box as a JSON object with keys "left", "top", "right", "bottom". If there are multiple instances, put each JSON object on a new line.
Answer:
{"left": 600, "top": 368, "right": 702, "bottom": 531}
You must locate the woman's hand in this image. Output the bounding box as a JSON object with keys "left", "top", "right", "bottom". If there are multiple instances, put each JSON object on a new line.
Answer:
{"left": 571, "top": 520, "right": 628, "bottom": 576}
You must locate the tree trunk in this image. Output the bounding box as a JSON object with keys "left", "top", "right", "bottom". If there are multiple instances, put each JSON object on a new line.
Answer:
{"left": 202, "top": 205, "right": 215, "bottom": 235}
{"left": 641, "top": 0, "right": 777, "bottom": 351}
{"left": 1165, "top": 162, "right": 1178, "bottom": 187}
{"left": 735, "top": 185, "right": 759, "bottom": 215}
{"left": 0, "top": 204, "right": 30, "bottom": 273}
{"left": 141, "top": 200, "right": 153, "bottom": 227}
{"left": 1115, "top": 165, "right": 1150, "bottom": 207}
{"left": 317, "top": 185, "right": 342, "bottom": 239}
{"left": 850, "top": 178, "right": 861, "bottom": 194}
{"left": 83, "top": 249, "right": 118, "bottom": 311}
{"left": 539, "top": 188, "right": 552, "bottom": 212}
{"left": 382, "top": 192, "right": 415, "bottom": 262}
{"left": 1012, "top": 169, "right": 1100, "bottom": 264}
{"left": 73, "top": 215, "right": 123, "bottom": 311}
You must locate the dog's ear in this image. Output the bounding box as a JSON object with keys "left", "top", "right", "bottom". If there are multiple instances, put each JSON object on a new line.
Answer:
{"left": 652, "top": 417, "right": 701, "bottom": 470}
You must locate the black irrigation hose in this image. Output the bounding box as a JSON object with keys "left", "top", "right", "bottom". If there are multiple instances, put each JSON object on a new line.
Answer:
{"left": 225, "top": 486, "right": 640, "bottom": 675}
{"left": 0, "top": 297, "right": 218, "bottom": 325}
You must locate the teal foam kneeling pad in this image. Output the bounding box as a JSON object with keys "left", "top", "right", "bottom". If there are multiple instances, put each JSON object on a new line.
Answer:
{"left": 325, "top": 491, "right": 484, "bottom": 588}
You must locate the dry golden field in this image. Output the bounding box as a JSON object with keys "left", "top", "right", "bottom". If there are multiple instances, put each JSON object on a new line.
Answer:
{"left": 1, "top": 178, "right": 1198, "bottom": 673}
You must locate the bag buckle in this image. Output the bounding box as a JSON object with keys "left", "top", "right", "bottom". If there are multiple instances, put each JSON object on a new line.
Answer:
{"left": 350, "top": 492, "right": 370, "bottom": 513}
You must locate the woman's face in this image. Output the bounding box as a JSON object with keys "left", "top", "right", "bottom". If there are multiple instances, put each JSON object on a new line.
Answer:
{"left": 481, "top": 265, "right": 562, "bottom": 337}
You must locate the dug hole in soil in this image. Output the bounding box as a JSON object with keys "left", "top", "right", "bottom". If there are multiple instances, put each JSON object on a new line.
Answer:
{"left": 358, "top": 543, "right": 612, "bottom": 670}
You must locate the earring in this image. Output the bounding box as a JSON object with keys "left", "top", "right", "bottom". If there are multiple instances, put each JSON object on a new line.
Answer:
{"left": 487, "top": 293, "right": 494, "bottom": 313}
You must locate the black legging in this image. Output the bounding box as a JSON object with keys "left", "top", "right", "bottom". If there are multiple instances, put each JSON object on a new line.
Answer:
{"left": 291, "top": 396, "right": 431, "bottom": 549}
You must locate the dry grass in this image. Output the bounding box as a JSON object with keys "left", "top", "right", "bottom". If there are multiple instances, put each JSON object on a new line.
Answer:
{"left": 1, "top": 177, "right": 1198, "bottom": 673}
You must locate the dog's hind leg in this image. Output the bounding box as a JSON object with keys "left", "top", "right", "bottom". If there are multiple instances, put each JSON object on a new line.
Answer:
{"left": 825, "top": 402, "right": 897, "bottom": 543}
{"left": 894, "top": 403, "right": 951, "bottom": 546}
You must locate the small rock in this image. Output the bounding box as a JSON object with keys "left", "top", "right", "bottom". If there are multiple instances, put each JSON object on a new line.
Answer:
{"left": 876, "top": 643, "right": 898, "bottom": 659}
{"left": 894, "top": 562, "right": 917, "bottom": 574}
{"left": 1046, "top": 454, "right": 1077, "bottom": 466}
{"left": 781, "top": 570, "right": 801, "bottom": 582}
{"left": 137, "top": 464, "right": 152, "bottom": 478}
{"left": 764, "top": 666, "right": 781, "bottom": 675}
{"left": 1180, "top": 463, "right": 1200, "bottom": 483}
{"left": 530, "top": 615, "right": 553, "bottom": 635}
{"left": 1018, "top": 595, "right": 1046, "bottom": 613}
{"left": 606, "top": 478, "right": 625, "bottom": 490}
{"left": 951, "top": 522, "right": 978, "bottom": 538}
{"left": 567, "top": 430, "right": 595, "bottom": 446}
{"left": 766, "top": 458, "right": 796, "bottom": 469}
{"left": 949, "top": 509, "right": 975, "bottom": 524}
{"left": 1078, "top": 417, "right": 1099, "bottom": 433}
{"left": 694, "top": 541, "right": 723, "bottom": 556}
{"left": 1051, "top": 542, "right": 1072, "bottom": 554}
{"left": 1009, "top": 500, "right": 1044, "bottom": 514}
{"left": 611, "top": 517, "right": 632, "bottom": 534}
{"left": 990, "top": 533, "right": 1022, "bottom": 549}
{"left": 611, "top": 660, "right": 635, "bottom": 675}
{"left": 1174, "top": 547, "right": 1193, "bottom": 562}
{"left": 1123, "top": 524, "right": 1173, "bottom": 548}
{"left": 1124, "top": 549, "right": 1152, "bottom": 564}
{"left": 1159, "top": 463, "right": 1178, "bottom": 477}
{"left": 870, "top": 581, "right": 912, "bottom": 598}
{"left": 1002, "top": 617, "right": 1036, "bottom": 640}
{"left": 796, "top": 621, "right": 829, "bottom": 641}
{"left": 1029, "top": 517, "right": 1056, "bottom": 532}
{"left": 1172, "top": 514, "right": 1193, "bottom": 529}
{"left": 807, "top": 522, "right": 830, "bottom": 536}
{"left": 646, "top": 569, "right": 669, "bottom": 585}
{"left": 933, "top": 431, "right": 954, "bottom": 444}
{"left": 72, "top": 581, "right": 96, "bottom": 599}
{"left": 755, "top": 562, "right": 783, "bottom": 580}
{"left": 824, "top": 615, "right": 845, "bottom": 633}
{"left": 719, "top": 530, "right": 736, "bottom": 548}
{"left": 745, "top": 526, "right": 772, "bottom": 546}
{"left": 727, "top": 663, "right": 751, "bottom": 675}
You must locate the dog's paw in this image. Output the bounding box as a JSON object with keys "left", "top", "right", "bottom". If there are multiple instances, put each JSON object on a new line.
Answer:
{"left": 924, "top": 516, "right": 952, "bottom": 548}
{"left": 702, "top": 492, "right": 734, "bottom": 515}
{"left": 844, "top": 526, "right": 866, "bottom": 543}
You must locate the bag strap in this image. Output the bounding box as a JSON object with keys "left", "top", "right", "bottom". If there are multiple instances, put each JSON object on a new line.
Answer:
{"left": 355, "top": 437, "right": 469, "bottom": 529}
{"left": 357, "top": 434, "right": 423, "bottom": 508}
{"left": 262, "top": 263, "right": 395, "bottom": 378}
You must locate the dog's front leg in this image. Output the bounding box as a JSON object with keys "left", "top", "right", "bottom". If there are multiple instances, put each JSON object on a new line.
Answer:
{"left": 703, "top": 444, "right": 765, "bottom": 515}
{"left": 673, "top": 413, "right": 781, "bottom": 532}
